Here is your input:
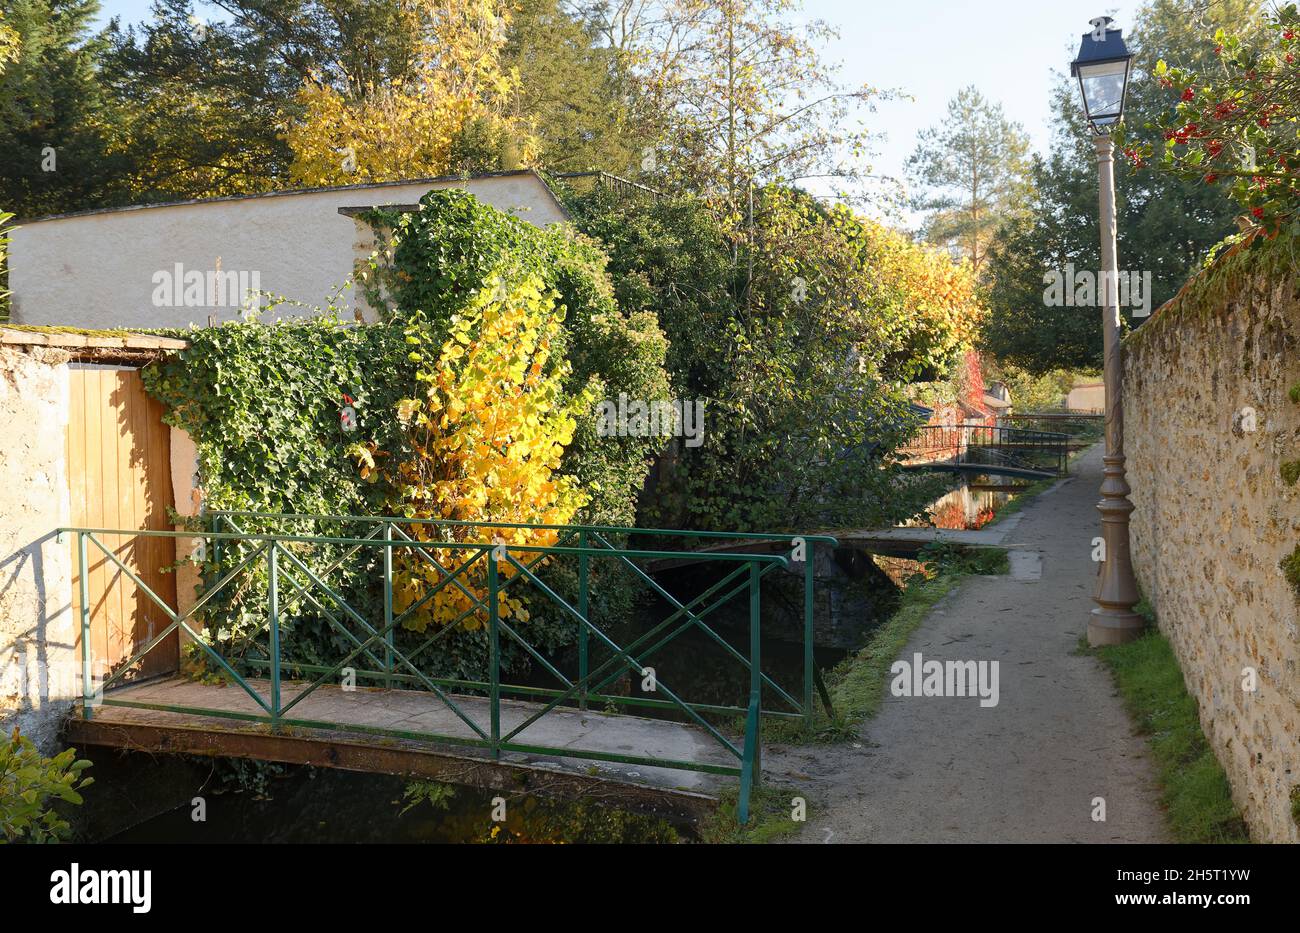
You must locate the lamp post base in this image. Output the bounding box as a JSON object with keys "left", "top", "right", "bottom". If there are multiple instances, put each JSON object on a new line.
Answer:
{"left": 1087, "top": 607, "right": 1145, "bottom": 646}
{"left": 1088, "top": 452, "right": 1145, "bottom": 646}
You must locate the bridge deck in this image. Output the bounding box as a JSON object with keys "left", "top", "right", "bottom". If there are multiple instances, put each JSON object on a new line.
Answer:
{"left": 65, "top": 677, "right": 732, "bottom": 821}
{"left": 898, "top": 459, "right": 1058, "bottom": 480}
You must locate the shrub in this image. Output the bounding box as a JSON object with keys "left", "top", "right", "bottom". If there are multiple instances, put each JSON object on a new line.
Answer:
{"left": 563, "top": 183, "right": 974, "bottom": 532}
{"left": 0, "top": 729, "right": 93, "bottom": 843}
{"left": 348, "top": 273, "right": 597, "bottom": 632}
{"left": 1124, "top": 5, "right": 1300, "bottom": 233}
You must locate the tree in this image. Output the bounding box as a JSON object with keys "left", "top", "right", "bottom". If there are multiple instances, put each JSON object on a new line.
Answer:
{"left": 0, "top": 0, "right": 123, "bottom": 217}
{"left": 282, "top": 0, "right": 536, "bottom": 185}
{"left": 979, "top": 0, "right": 1269, "bottom": 374}
{"left": 576, "top": 0, "right": 881, "bottom": 217}
{"left": 907, "top": 85, "right": 1032, "bottom": 274}
{"left": 1113, "top": 0, "right": 1270, "bottom": 284}
{"left": 980, "top": 134, "right": 1108, "bottom": 374}
{"left": 208, "top": 0, "right": 429, "bottom": 89}
{"left": 99, "top": 0, "right": 295, "bottom": 202}
{"left": 0, "top": 9, "right": 17, "bottom": 68}
{"left": 566, "top": 183, "right": 981, "bottom": 532}
{"left": 97, "top": 0, "right": 531, "bottom": 200}
{"left": 502, "top": 0, "right": 636, "bottom": 173}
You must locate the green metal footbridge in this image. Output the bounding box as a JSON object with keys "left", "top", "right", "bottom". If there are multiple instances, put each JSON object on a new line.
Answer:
{"left": 899, "top": 424, "right": 1072, "bottom": 480}
{"left": 60, "top": 514, "right": 839, "bottom": 824}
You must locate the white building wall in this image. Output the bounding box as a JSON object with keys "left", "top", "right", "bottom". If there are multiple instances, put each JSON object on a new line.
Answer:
{"left": 10, "top": 172, "right": 567, "bottom": 330}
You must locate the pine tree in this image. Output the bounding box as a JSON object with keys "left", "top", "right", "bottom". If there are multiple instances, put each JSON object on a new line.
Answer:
{"left": 907, "top": 85, "right": 1032, "bottom": 274}
{"left": 0, "top": 0, "right": 121, "bottom": 217}
{"left": 502, "top": 0, "right": 636, "bottom": 174}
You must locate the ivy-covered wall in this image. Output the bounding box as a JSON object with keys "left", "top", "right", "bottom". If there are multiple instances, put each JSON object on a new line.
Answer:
{"left": 1123, "top": 229, "right": 1300, "bottom": 843}
{"left": 142, "top": 190, "right": 671, "bottom": 682}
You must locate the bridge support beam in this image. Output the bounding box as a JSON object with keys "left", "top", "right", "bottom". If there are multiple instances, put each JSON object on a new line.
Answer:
{"left": 1088, "top": 134, "right": 1144, "bottom": 645}
{"left": 64, "top": 718, "right": 720, "bottom": 825}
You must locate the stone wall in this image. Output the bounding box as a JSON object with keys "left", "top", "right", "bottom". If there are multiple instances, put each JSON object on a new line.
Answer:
{"left": 0, "top": 334, "right": 193, "bottom": 754}
{"left": 1123, "top": 232, "right": 1300, "bottom": 843}
{"left": 0, "top": 345, "right": 74, "bottom": 753}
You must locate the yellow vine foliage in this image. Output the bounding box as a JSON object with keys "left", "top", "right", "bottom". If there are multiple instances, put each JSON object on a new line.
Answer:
{"left": 349, "top": 275, "right": 599, "bottom": 632}
{"left": 284, "top": 0, "right": 536, "bottom": 186}
{"left": 0, "top": 12, "right": 18, "bottom": 71}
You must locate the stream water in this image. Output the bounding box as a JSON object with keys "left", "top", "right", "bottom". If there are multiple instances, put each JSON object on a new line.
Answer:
{"left": 104, "top": 764, "right": 687, "bottom": 843}
{"left": 924, "top": 475, "right": 1026, "bottom": 531}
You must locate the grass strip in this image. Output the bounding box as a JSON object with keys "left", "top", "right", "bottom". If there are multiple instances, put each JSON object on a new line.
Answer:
{"left": 1086, "top": 605, "right": 1250, "bottom": 844}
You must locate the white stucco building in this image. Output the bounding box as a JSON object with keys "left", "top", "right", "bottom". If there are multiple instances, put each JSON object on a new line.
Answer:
{"left": 8, "top": 170, "right": 569, "bottom": 329}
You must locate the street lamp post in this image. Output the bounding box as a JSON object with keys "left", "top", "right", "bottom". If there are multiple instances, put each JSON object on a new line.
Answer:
{"left": 1071, "top": 17, "right": 1144, "bottom": 645}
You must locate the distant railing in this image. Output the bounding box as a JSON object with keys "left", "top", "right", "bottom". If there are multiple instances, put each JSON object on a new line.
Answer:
{"left": 1005, "top": 411, "right": 1105, "bottom": 439}
{"left": 900, "top": 423, "right": 1070, "bottom": 477}
{"left": 60, "top": 515, "right": 838, "bottom": 823}
{"left": 899, "top": 424, "right": 967, "bottom": 461}
{"left": 553, "top": 171, "right": 662, "bottom": 200}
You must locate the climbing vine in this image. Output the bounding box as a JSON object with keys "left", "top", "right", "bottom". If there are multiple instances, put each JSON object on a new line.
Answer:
{"left": 144, "top": 190, "right": 670, "bottom": 679}
{"left": 360, "top": 189, "right": 672, "bottom": 529}
{"left": 349, "top": 273, "right": 599, "bottom": 632}
{"left": 353, "top": 188, "right": 671, "bottom": 641}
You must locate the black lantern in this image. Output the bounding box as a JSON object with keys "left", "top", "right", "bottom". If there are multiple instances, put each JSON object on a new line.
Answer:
{"left": 1070, "top": 17, "right": 1134, "bottom": 133}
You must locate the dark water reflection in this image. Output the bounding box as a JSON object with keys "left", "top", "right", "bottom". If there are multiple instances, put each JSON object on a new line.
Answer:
{"left": 106, "top": 767, "right": 684, "bottom": 844}
{"left": 926, "top": 475, "right": 1024, "bottom": 530}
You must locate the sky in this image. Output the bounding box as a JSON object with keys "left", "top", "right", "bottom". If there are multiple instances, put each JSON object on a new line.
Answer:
{"left": 92, "top": 0, "right": 1147, "bottom": 215}
{"left": 795, "top": 0, "right": 1145, "bottom": 213}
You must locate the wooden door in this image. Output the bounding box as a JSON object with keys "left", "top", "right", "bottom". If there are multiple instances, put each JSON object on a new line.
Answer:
{"left": 67, "top": 366, "right": 178, "bottom": 681}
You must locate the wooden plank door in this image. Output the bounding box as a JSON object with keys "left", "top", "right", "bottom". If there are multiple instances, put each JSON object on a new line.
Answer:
{"left": 67, "top": 366, "right": 178, "bottom": 681}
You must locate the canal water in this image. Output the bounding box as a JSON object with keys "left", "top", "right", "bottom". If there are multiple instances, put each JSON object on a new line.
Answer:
{"left": 919, "top": 474, "right": 1025, "bottom": 531}
{"left": 576, "top": 473, "right": 1025, "bottom": 720}
{"left": 103, "top": 762, "right": 686, "bottom": 843}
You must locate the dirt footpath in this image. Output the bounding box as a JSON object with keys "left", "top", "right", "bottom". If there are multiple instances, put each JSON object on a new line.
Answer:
{"left": 771, "top": 445, "right": 1171, "bottom": 843}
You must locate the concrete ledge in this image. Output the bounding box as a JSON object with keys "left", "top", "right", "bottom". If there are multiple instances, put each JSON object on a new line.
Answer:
{"left": 0, "top": 327, "right": 188, "bottom": 364}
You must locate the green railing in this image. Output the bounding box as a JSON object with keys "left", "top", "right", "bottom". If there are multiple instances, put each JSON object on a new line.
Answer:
{"left": 61, "top": 515, "right": 838, "bottom": 823}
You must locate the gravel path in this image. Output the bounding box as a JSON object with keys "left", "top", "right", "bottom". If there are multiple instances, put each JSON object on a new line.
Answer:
{"left": 772, "top": 444, "right": 1171, "bottom": 843}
